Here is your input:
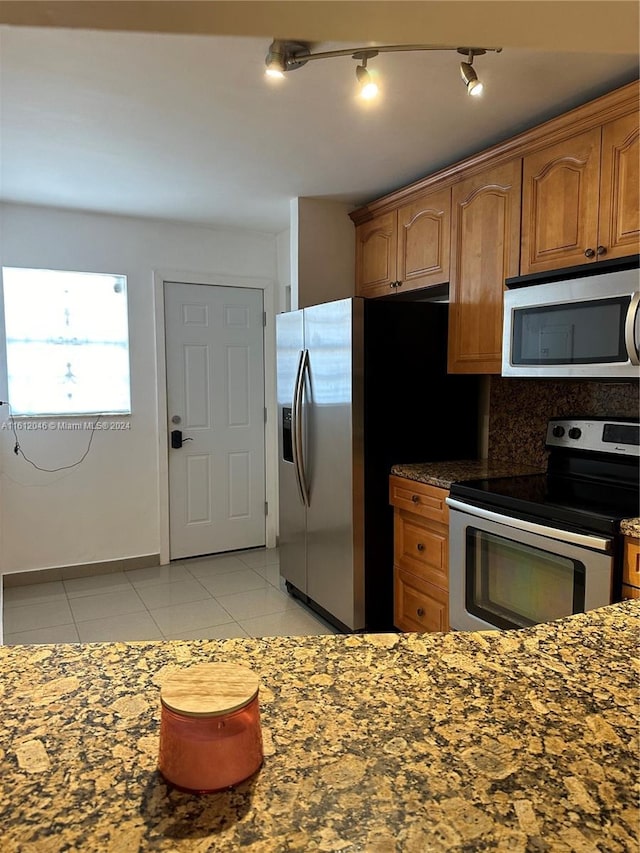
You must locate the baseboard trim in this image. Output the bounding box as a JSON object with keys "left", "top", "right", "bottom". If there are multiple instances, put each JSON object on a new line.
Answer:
{"left": 2, "top": 555, "right": 161, "bottom": 588}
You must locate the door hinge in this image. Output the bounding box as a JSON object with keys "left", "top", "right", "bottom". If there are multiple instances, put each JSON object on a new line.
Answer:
{"left": 264, "top": 407, "right": 267, "bottom": 423}
{"left": 264, "top": 501, "right": 269, "bottom": 515}
{"left": 263, "top": 311, "right": 267, "bottom": 327}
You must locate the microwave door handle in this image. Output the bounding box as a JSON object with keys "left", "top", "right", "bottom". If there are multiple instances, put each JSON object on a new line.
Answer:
{"left": 295, "top": 349, "right": 311, "bottom": 507}
{"left": 291, "top": 349, "right": 306, "bottom": 506}
{"left": 445, "top": 498, "right": 612, "bottom": 552}
{"left": 625, "top": 292, "right": 640, "bottom": 366}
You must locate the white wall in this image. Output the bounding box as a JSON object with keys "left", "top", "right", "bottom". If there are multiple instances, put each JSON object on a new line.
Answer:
{"left": 0, "top": 202, "right": 280, "bottom": 574}
{"left": 276, "top": 228, "right": 291, "bottom": 314}
{"left": 290, "top": 198, "right": 355, "bottom": 309}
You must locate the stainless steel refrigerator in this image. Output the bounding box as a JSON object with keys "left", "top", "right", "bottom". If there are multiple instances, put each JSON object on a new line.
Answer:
{"left": 276, "top": 297, "right": 478, "bottom": 632}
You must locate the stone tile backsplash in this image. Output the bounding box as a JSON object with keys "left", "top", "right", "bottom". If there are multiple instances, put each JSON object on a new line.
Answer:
{"left": 488, "top": 377, "right": 639, "bottom": 469}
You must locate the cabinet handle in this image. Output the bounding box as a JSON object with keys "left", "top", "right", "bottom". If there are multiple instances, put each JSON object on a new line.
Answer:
{"left": 584, "top": 248, "right": 596, "bottom": 258}
{"left": 396, "top": 280, "right": 403, "bottom": 288}
{"left": 411, "top": 494, "right": 420, "bottom": 503}
{"left": 389, "top": 281, "right": 396, "bottom": 289}
{"left": 417, "top": 607, "right": 425, "bottom": 617}
{"left": 417, "top": 543, "right": 425, "bottom": 552}
{"left": 597, "top": 245, "right": 607, "bottom": 256}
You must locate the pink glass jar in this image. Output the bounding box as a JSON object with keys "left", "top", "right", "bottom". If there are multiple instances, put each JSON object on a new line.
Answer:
{"left": 158, "top": 663, "right": 263, "bottom": 794}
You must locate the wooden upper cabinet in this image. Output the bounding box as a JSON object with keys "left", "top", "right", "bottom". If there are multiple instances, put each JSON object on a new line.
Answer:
{"left": 355, "top": 187, "right": 451, "bottom": 298}
{"left": 355, "top": 211, "right": 398, "bottom": 298}
{"left": 521, "top": 128, "right": 601, "bottom": 275}
{"left": 521, "top": 107, "right": 640, "bottom": 274}
{"left": 396, "top": 187, "right": 451, "bottom": 293}
{"left": 599, "top": 112, "right": 640, "bottom": 260}
{"left": 448, "top": 160, "right": 522, "bottom": 374}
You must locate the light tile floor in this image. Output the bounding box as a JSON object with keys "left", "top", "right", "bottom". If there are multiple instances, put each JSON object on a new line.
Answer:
{"left": 2, "top": 548, "right": 338, "bottom": 644}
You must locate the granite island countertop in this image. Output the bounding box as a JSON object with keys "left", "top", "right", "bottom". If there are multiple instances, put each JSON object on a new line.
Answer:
{"left": 1, "top": 601, "right": 639, "bottom": 852}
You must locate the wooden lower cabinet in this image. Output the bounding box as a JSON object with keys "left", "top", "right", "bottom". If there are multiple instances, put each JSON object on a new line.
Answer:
{"left": 621, "top": 535, "right": 640, "bottom": 600}
{"left": 394, "top": 569, "right": 449, "bottom": 633}
{"left": 389, "top": 475, "right": 450, "bottom": 632}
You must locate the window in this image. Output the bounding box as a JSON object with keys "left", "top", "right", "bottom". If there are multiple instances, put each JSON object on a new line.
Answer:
{"left": 2, "top": 267, "right": 131, "bottom": 416}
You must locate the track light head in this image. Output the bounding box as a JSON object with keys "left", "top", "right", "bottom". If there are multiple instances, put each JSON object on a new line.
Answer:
{"left": 353, "top": 50, "right": 379, "bottom": 99}
{"left": 458, "top": 48, "right": 486, "bottom": 97}
{"left": 460, "top": 62, "right": 483, "bottom": 96}
{"left": 264, "top": 40, "right": 311, "bottom": 79}
{"left": 265, "top": 41, "right": 286, "bottom": 78}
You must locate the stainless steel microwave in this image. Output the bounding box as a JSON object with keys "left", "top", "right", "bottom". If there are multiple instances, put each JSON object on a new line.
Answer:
{"left": 502, "top": 267, "right": 640, "bottom": 378}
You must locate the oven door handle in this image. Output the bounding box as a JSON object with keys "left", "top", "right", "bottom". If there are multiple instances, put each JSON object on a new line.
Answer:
{"left": 446, "top": 498, "right": 612, "bottom": 552}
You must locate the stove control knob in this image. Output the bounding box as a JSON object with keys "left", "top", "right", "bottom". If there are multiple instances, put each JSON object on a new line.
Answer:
{"left": 552, "top": 425, "right": 565, "bottom": 438}
{"left": 568, "top": 427, "right": 582, "bottom": 440}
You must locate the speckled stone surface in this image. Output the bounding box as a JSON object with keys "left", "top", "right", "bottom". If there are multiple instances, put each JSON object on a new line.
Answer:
{"left": 488, "top": 377, "right": 639, "bottom": 469}
{"left": 390, "top": 459, "right": 543, "bottom": 489}
{"left": 1, "top": 601, "right": 638, "bottom": 852}
{"left": 621, "top": 518, "right": 640, "bottom": 537}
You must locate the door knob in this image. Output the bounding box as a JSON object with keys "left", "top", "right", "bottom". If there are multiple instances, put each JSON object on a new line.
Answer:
{"left": 584, "top": 248, "right": 596, "bottom": 258}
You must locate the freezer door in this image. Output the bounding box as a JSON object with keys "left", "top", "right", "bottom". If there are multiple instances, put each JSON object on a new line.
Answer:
{"left": 303, "top": 298, "right": 364, "bottom": 630}
{"left": 276, "top": 310, "right": 307, "bottom": 593}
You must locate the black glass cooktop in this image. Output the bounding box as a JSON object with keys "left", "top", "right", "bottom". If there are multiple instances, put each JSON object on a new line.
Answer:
{"left": 449, "top": 473, "right": 639, "bottom": 536}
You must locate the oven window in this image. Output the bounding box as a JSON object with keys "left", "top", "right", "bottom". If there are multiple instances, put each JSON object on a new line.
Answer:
{"left": 466, "top": 529, "right": 585, "bottom": 629}
{"left": 512, "top": 296, "right": 629, "bottom": 365}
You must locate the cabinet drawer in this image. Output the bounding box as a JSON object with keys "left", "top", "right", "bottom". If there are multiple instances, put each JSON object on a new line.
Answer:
{"left": 389, "top": 475, "right": 449, "bottom": 524}
{"left": 622, "top": 537, "right": 640, "bottom": 588}
{"left": 394, "top": 509, "right": 448, "bottom": 589}
{"left": 394, "top": 568, "right": 449, "bottom": 633}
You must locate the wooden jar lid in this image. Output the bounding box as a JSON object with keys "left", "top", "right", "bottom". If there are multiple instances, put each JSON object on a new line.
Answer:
{"left": 160, "top": 663, "right": 260, "bottom": 718}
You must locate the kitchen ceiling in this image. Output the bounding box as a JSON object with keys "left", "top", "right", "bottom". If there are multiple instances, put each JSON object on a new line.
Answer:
{"left": 0, "top": 3, "right": 638, "bottom": 234}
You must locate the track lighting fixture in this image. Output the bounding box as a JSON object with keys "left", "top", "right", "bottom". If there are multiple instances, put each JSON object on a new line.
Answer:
{"left": 264, "top": 41, "right": 501, "bottom": 100}
{"left": 458, "top": 48, "right": 485, "bottom": 97}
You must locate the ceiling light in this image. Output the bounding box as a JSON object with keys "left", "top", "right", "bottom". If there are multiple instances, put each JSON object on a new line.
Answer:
{"left": 458, "top": 49, "right": 486, "bottom": 97}
{"left": 264, "top": 40, "right": 310, "bottom": 79}
{"left": 263, "top": 41, "right": 501, "bottom": 102}
{"left": 265, "top": 42, "right": 286, "bottom": 78}
{"left": 354, "top": 51, "right": 379, "bottom": 100}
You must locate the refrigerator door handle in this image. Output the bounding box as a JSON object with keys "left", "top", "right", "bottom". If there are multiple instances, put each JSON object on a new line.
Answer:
{"left": 291, "top": 349, "right": 307, "bottom": 506}
{"left": 295, "top": 348, "right": 311, "bottom": 507}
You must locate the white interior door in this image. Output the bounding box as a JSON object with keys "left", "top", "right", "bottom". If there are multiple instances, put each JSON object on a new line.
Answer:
{"left": 164, "top": 281, "right": 266, "bottom": 559}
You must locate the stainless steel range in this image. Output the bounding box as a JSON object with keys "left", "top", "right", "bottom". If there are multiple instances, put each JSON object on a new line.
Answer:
{"left": 446, "top": 417, "right": 639, "bottom": 631}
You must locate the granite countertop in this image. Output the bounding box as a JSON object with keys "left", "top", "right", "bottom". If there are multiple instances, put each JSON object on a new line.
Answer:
{"left": 1, "top": 601, "right": 638, "bottom": 852}
{"left": 621, "top": 518, "right": 640, "bottom": 538}
{"left": 391, "top": 461, "right": 640, "bottom": 531}
{"left": 390, "top": 459, "right": 544, "bottom": 490}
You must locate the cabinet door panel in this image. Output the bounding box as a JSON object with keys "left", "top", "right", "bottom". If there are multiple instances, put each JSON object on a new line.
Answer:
{"left": 397, "top": 187, "right": 451, "bottom": 292}
{"left": 355, "top": 212, "right": 397, "bottom": 297}
{"left": 521, "top": 129, "right": 601, "bottom": 274}
{"left": 622, "top": 536, "right": 640, "bottom": 588}
{"left": 448, "top": 160, "right": 522, "bottom": 374}
{"left": 599, "top": 112, "right": 640, "bottom": 260}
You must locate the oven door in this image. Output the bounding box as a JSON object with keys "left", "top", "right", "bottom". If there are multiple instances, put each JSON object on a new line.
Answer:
{"left": 446, "top": 498, "right": 614, "bottom": 631}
